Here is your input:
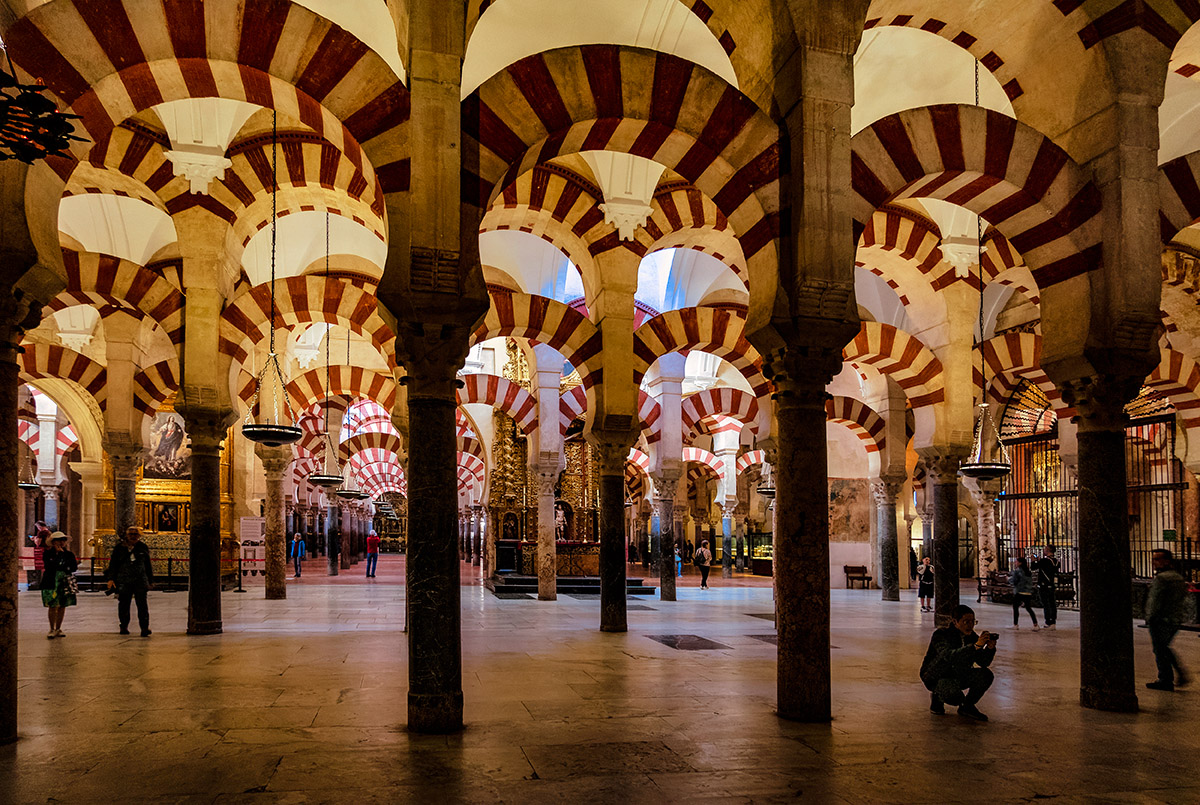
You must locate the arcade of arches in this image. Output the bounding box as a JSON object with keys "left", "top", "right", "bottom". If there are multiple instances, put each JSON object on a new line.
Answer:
{"left": 3, "top": 0, "right": 1200, "bottom": 798}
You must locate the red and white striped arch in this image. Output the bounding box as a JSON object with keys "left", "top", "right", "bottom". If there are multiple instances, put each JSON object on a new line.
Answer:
{"left": 735, "top": 449, "right": 766, "bottom": 476}
{"left": 339, "top": 429, "right": 404, "bottom": 463}
{"left": 57, "top": 251, "right": 184, "bottom": 344}
{"left": 637, "top": 390, "right": 663, "bottom": 446}
{"left": 132, "top": 360, "right": 179, "bottom": 418}
{"left": 18, "top": 420, "right": 38, "bottom": 453}
{"left": 843, "top": 322, "right": 944, "bottom": 409}
{"left": 633, "top": 307, "right": 767, "bottom": 397}
{"left": 283, "top": 367, "right": 398, "bottom": 416}
{"left": 826, "top": 396, "right": 887, "bottom": 455}
{"left": 1147, "top": 348, "right": 1200, "bottom": 431}
{"left": 681, "top": 387, "right": 760, "bottom": 442}
{"left": 857, "top": 207, "right": 945, "bottom": 303}
{"left": 851, "top": 104, "right": 1101, "bottom": 289}
{"left": 466, "top": 46, "right": 780, "bottom": 297}
{"left": 457, "top": 373, "right": 537, "bottom": 435}
{"left": 979, "top": 331, "right": 1069, "bottom": 419}
{"left": 559, "top": 385, "right": 588, "bottom": 434}
{"left": 641, "top": 186, "right": 746, "bottom": 287}
{"left": 682, "top": 446, "right": 724, "bottom": 480}
{"left": 474, "top": 290, "right": 602, "bottom": 388}
{"left": 981, "top": 230, "right": 1040, "bottom": 305}
{"left": 19, "top": 343, "right": 108, "bottom": 411}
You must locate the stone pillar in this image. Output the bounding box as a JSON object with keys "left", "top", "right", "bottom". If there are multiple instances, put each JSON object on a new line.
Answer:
{"left": 593, "top": 439, "right": 631, "bottom": 631}
{"left": 258, "top": 445, "right": 291, "bottom": 600}
{"left": 40, "top": 486, "right": 58, "bottom": 530}
{"left": 919, "top": 508, "right": 933, "bottom": 559}
{"left": 919, "top": 451, "right": 966, "bottom": 627}
{"left": 653, "top": 472, "right": 679, "bottom": 602}
{"left": 326, "top": 500, "right": 340, "bottom": 576}
{"left": 735, "top": 513, "right": 746, "bottom": 572}
{"left": 535, "top": 460, "right": 558, "bottom": 600}
{"left": 183, "top": 414, "right": 228, "bottom": 635}
{"left": 964, "top": 478, "right": 1001, "bottom": 578}
{"left": 721, "top": 507, "right": 734, "bottom": 578}
{"left": 648, "top": 503, "right": 661, "bottom": 576}
{"left": 339, "top": 505, "right": 352, "bottom": 569}
{"left": 1063, "top": 378, "right": 1139, "bottom": 712}
{"left": 108, "top": 449, "right": 141, "bottom": 543}
{"left": 871, "top": 475, "right": 906, "bottom": 602}
{"left": 769, "top": 351, "right": 842, "bottom": 722}
{"left": 471, "top": 504, "right": 482, "bottom": 568}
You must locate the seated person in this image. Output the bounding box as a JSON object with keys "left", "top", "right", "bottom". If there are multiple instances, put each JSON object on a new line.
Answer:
{"left": 920, "top": 604, "right": 997, "bottom": 721}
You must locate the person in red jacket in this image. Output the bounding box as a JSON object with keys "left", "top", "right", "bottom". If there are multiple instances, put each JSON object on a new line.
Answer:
{"left": 365, "top": 530, "right": 380, "bottom": 578}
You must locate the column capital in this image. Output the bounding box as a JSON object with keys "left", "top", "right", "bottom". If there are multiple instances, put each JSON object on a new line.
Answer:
{"left": 535, "top": 469, "right": 557, "bottom": 497}
{"left": 917, "top": 448, "right": 969, "bottom": 484}
{"left": 0, "top": 288, "right": 45, "bottom": 364}
{"left": 40, "top": 485, "right": 59, "bottom": 503}
{"left": 653, "top": 468, "right": 681, "bottom": 502}
{"left": 256, "top": 444, "right": 293, "bottom": 480}
{"left": 763, "top": 345, "right": 842, "bottom": 410}
{"left": 870, "top": 474, "right": 906, "bottom": 505}
{"left": 1057, "top": 374, "right": 1141, "bottom": 433}
{"left": 397, "top": 323, "right": 472, "bottom": 400}
{"left": 181, "top": 408, "right": 235, "bottom": 454}
{"left": 588, "top": 434, "right": 636, "bottom": 477}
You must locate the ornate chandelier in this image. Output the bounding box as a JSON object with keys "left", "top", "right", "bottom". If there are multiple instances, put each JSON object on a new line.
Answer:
{"left": 307, "top": 212, "right": 344, "bottom": 491}
{"left": 242, "top": 109, "right": 302, "bottom": 447}
{"left": 0, "top": 42, "right": 82, "bottom": 164}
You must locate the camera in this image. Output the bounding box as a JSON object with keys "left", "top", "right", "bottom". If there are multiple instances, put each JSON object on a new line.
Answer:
{"left": 981, "top": 631, "right": 999, "bottom": 641}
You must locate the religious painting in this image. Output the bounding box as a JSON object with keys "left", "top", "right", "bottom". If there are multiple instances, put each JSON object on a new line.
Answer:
{"left": 143, "top": 411, "right": 190, "bottom": 480}
{"left": 502, "top": 512, "right": 520, "bottom": 542}
{"left": 156, "top": 502, "right": 180, "bottom": 533}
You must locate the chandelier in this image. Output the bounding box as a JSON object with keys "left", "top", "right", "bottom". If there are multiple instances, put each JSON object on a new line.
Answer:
{"left": 0, "top": 42, "right": 82, "bottom": 163}
{"left": 336, "top": 331, "right": 368, "bottom": 500}
{"left": 242, "top": 109, "right": 302, "bottom": 447}
{"left": 958, "top": 60, "right": 1011, "bottom": 482}
{"left": 18, "top": 444, "right": 38, "bottom": 490}
{"left": 755, "top": 461, "right": 775, "bottom": 498}
{"left": 307, "top": 212, "right": 344, "bottom": 490}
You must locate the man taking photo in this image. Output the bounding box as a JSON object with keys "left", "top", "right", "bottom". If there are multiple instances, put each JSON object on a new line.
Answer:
{"left": 920, "top": 604, "right": 997, "bottom": 721}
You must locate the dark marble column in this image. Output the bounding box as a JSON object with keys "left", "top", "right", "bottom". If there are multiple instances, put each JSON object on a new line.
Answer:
{"left": 471, "top": 504, "right": 482, "bottom": 568}
{"left": 403, "top": 341, "right": 465, "bottom": 734}
{"left": 1063, "top": 378, "right": 1139, "bottom": 712}
{"left": 734, "top": 510, "right": 746, "bottom": 572}
{"left": 721, "top": 510, "right": 734, "bottom": 578}
{"left": 183, "top": 415, "right": 228, "bottom": 635}
{"left": 919, "top": 451, "right": 965, "bottom": 627}
{"left": 769, "top": 350, "right": 841, "bottom": 722}
{"left": 1, "top": 327, "right": 27, "bottom": 743}
{"left": 919, "top": 508, "right": 933, "bottom": 560}
{"left": 258, "top": 446, "right": 291, "bottom": 600}
{"left": 871, "top": 475, "right": 906, "bottom": 602}
{"left": 108, "top": 448, "right": 141, "bottom": 542}
{"left": 326, "top": 501, "right": 340, "bottom": 576}
{"left": 653, "top": 472, "right": 679, "bottom": 602}
{"left": 592, "top": 439, "right": 630, "bottom": 632}
{"left": 339, "top": 504, "right": 352, "bottom": 570}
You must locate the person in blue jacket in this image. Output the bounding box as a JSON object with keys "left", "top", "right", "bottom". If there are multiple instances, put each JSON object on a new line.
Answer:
{"left": 289, "top": 532, "right": 306, "bottom": 578}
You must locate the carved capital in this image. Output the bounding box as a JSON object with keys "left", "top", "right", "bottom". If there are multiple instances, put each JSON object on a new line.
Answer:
{"left": 590, "top": 438, "right": 632, "bottom": 477}
{"left": 917, "top": 448, "right": 969, "bottom": 484}
{"left": 870, "top": 474, "right": 906, "bottom": 506}
{"left": 256, "top": 444, "right": 293, "bottom": 480}
{"left": 653, "top": 468, "right": 682, "bottom": 502}
{"left": 182, "top": 409, "right": 234, "bottom": 454}
{"left": 0, "top": 289, "right": 43, "bottom": 363}
{"left": 535, "top": 470, "right": 558, "bottom": 497}
{"left": 40, "top": 485, "right": 59, "bottom": 503}
{"left": 398, "top": 323, "right": 472, "bottom": 401}
{"left": 763, "top": 345, "right": 842, "bottom": 410}
{"left": 1058, "top": 374, "right": 1140, "bottom": 433}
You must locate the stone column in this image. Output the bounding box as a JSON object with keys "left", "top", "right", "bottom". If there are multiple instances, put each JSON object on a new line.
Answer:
{"left": 964, "top": 478, "right": 1001, "bottom": 578}
{"left": 653, "top": 472, "right": 679, "bottom": 602}
{"left": 735, "top": 512, "right": 746, "bottom": 572}
{"left": 870, "top": 475, "right": 906, "bottom": 602}
{"left": 1063, "top": 377, "right": 1139, "bottom": 712}
{"left": 326, "top": 499, "right": 340, "bottom": 576}
{"left": 593, "top": 439, "right": 631, "bottom": 631}
{"left": 919, "top": 508, "right": 933, "bottom": 559}
{"left": 257, "top": 445, "right": 291, "bottom": 600}
{"left": 107, "top": 448, "right": 141, "bottom": 542}
{"left": 919, "top": 451, "right": 966, "bottom": 627}
{"left": 769, "top": 351, "right": 842, "bottom": 722}
{"left": 339, "top": 504, "right": 352, "bottom": 569}
{"left": 182, "top": 413, "right": 228, "bottom": 635}
{"left": 535, "top": 460, "right": 558, "bottom": 600}
{"left": 721, "top": 507, "right": 734, "bottom": 578}
{"left": 40, "top": 486, "right": 58, "bottom": 530}
{"left": 471, "top": 504, "right": 482, "bottom": 568}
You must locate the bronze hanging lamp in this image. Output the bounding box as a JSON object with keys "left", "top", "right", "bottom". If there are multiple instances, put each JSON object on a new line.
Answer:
{"left": 242, "top": 108, "right": 302, "bottom": 447}
{"left": 958, "top": 59, "right": 1011, "bottom": 482}
{"left": 308, "top": 211, "right": 345, "bottom": 490}
{"left": 18, "top": 443, "right": 38, "bottom": 490}
{"left": 337, "top": 331, "right": 369, "bottom": 500}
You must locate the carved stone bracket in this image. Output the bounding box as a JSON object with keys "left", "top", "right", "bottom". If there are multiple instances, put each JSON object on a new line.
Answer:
{"left": 1058, "top": 374, "right": 1142, "bottom": 433}
{"left": 653, "top": 469, "right": 681, "bottom": 503}
{"left": 398, "top": 323, "right": 473, "bottom": 401}
{"left": 917, "top": 448, "right": 970, "bottom": 485}
{"left": 870, "top": 474, "right": 906, "bottom": 506}
{"left": 256, "top": 444, "right": 294, "bottom": 481}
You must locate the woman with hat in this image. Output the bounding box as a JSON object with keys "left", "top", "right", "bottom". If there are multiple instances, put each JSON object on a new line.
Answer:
{"left": 41, "top": 531, "right": 78, "bottom": 638}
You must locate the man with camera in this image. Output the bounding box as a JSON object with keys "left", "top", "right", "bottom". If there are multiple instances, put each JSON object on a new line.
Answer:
{"left": 920, "top": 604, "right": 997, "bottom": 721}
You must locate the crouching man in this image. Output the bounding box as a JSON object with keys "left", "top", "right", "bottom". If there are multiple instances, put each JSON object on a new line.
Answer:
{"left": 920, "top": 604, "right": 997, "bottom": 721}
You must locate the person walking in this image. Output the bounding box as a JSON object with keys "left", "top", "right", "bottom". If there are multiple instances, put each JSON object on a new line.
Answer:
{"left": 1034, "top": 546, "right": 1060, "bottom": 630}
{"left": 289, "top": 533, "right": 306, "bottom": 578}
{"left": 909, "top": 547, "right": 919, "bottom": 583}
{"left": 917, "top": 556, "right": 935, "bottom": 612}
{"left": 1145, "top": 548, "right": 1190, "bottom": 691}
{"left": 1010, "top": 556, "right": 1039, "bottom": 630}
{"left": 31, "top": 521, "right": 49, "bottom": 590}
{"left": 365, "top": 530, "right": 380, "bottom": 578}
{"left": 104, "top": 526, "right": 154, "bottom": 636}
{"left": 41, "top": 531, "right": 77, "bottom": 638}
{"left": 695, "top": 539, "right": 713, "bottom": 589}
{"left": 674, "top": 544, "right": 683, "bottom": 578}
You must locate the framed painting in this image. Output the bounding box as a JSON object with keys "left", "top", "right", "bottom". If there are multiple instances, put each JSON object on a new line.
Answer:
{"left": 143, "top": 411, "right": 191, "bottom": 481}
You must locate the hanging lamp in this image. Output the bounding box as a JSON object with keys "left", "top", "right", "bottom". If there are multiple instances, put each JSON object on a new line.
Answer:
{"left": 308, "top": 211, "right": 344, "bottom": 490}
{"left": 336, "top": 331, "right": 368, "bottom": 500}
{"left": 242, "top": 108, "right": 302, "bottom": 447}
{"left": 18, "top": 446, "right": 38, "bottom": 490}
{"left": 756, "top": 461, "right": 775, "bottom": 498}
{"left": 958, "top": 61, "right": 1012, "bottom": 482}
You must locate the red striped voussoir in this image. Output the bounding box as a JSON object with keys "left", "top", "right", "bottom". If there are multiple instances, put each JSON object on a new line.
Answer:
{"left": 132, "top": 359, "right": 179, "bottom": 417}
{"left": 475, "top": 290, "right": 602, "bottom": 386}
{"left": 632, "top": 307, "right": 763, "bottom": 392}
{"left": 851, "top": 104, "right": 1101, "bottom": 289}
{"left": 457, "top": 373, "right": 538, "bottom": 435}
{"left": 638, "top": 389, "right": 663, "bottom": 445}
{"left": 843, "top": 322, "right": 944, "bottom": 408}
{"left": 682, "top": 446, "right": 724, "bottom": 480}
{"left": 825, "top": 396, "right": 886, "bottom": 454}
{"left": 734, "top": 449, "right": 766, "bottom": 475}
{"left": 339, "top": 429, "right": 403, "bottom": 463}
{"left": 285, "top": 366, "right": 398, "bottom": 413}
{"left": 18, "top": 420, "right": 39, "bottom": 453}
{"left": 6, "top": 0, "right": 410, "bottom": 191}
{"left": 559, "top": 385, "right": 588, "bottom": 434}
{"left": 19, "top": 342, "right": 108, "bottom": 411}
{"left": 1148, "top": 348, "right": 1200, "bottom": 430}
{"left": 681, "top": 386, "right": 759, "bottom": 441}
{"left": 60, "top": 251, "right": 184, "bottom": 343}
{"left": 979, "top": 332, "right": 1065, "bottom": 416}
{"left": 55, "top": 424, "right": 79, "bottom": 457}
{"left": 465, "top": 46, "right": 780, "bottom": 283}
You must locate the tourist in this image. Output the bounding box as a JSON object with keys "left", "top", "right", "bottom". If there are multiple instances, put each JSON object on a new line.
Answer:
{"left": 916, "top": 556, "right": 934, "bottom": 612}
{"left": 1145, "top": 548, "right": 1190, "bottom": 691}
{"left": 104, "top": 526, "right": 154, "bottom": 636}
{"left": 674, "top": 544, "right": 682, "bottom": 577}
{"left": 41, "top": 531, "right": 77, "bottom": 638}
{"left": 695, "top": 539, "right": 712, "bottom": 589}
{"left": 365, "top": 529, "right": 380, "bottom": 578}
{"left": 1010, "top": 556, "right": 1039, "bottom": 630}
{"left": 290, "top": 533, "right": 305, "bottom": 578}
{"left": 920, "top": 604, "right": 997, "bottom": 721}
{"left": 31, "top": 520, "right": 49, "bottom": 590}
{"left": 685, "top": 540, "right": 694, "bottom": 562}
{"left": 1034, "top": 546, "right": 1059, "bottom": 630}
{"left": 628, "top": 540, "right": 638, "bottom": 563}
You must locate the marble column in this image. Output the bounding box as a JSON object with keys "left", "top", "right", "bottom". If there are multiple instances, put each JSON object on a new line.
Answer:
{"left": 183, "top": 415, "right": 227, "bottom": 635}
{"left": 654, "top": 472, "right": 679, "bottom": 602}
{"left": 339, "top": 505, "right": 352, "bottom": 570}
{"left": 108, "top": 449, "right": 141, "bottom": 543}
{"left": 326, "top": 500, "right": 340, "bottom": 576}
{"left": 648, "top": 504, "right": 662, "bottom": 576}
{"left": 471, "top": 504, "right": 483, "bottom": 568}
{"left": 258, "top": 445, "right": 291, "bottom": 600}
{"left": 535, "top": 463, "right": 558, "bottom": 600}
{"left": 964, "top": 478, "right": 1001, "bottom": 578}
{"left": 920, "top": 451, "right": 966, "bottom": 627}
{"left": 1, "top": 304, "right": 34, "bottom": 744}
{"left": 919, "top": 508, "right": 933, "bottom": 559}
{"left": 735, "top": 513, "right": 746, "bottom": 572}
{"left": 721, "top": 508, "right": 734, "bottom": 578}
{"left": 40, "top": 486, "right": 58, "bottom": 530}
{"left": 594, "top": 440, "right": 630, "bottom": 632}
{"left": 771, "top": 353, "right": 839, "bottom": 722}
{"left": 871, "top": 475, "right": 906, "bottom": 602}
{"left": 459, "top": 511, "right": 467, "bottom": 560}
{"left": 1064, "top": 378, "right": 1139, "bottom": 712}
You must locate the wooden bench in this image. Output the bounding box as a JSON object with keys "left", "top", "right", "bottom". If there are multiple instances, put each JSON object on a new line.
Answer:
{"left": 844, "top": 565, "right": 872, "bottom": 589}
{"left": 976, "top": 570, "right": 1077, "bottom": 605}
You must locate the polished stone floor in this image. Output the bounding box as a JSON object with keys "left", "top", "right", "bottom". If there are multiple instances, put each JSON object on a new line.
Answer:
{"left": 4, "top": 557, "right": 1199, "bottom": 804}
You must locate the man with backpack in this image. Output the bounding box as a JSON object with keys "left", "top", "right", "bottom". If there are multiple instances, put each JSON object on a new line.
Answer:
{"left": 694, "top": 539, "right": 713, "bottom": 589}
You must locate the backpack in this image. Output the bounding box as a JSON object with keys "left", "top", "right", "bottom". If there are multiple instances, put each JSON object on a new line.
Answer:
{"left": 693, "top": 552, "right": 703, "bottom": 567}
